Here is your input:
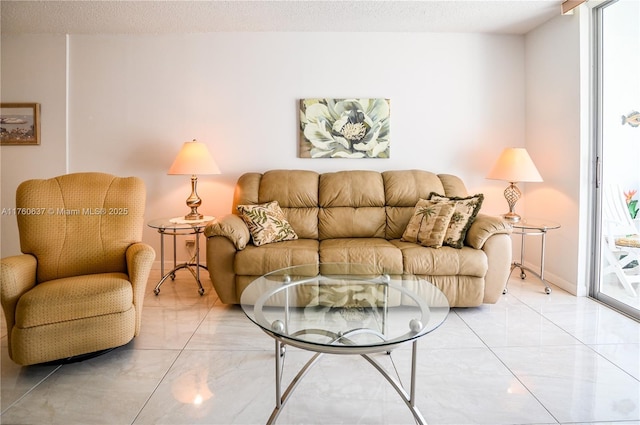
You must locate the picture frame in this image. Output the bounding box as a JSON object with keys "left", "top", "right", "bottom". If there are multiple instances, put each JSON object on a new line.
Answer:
{"left": 299, "top": 98, "right": 390, "bottom": 159}
{"left": 1, "top": 103, "right": 41, "bottom": 145}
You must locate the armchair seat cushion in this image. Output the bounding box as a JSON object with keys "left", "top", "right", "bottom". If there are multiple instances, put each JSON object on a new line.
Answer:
{"left": 15, "top": 273, "right": 133, "bottom": 328}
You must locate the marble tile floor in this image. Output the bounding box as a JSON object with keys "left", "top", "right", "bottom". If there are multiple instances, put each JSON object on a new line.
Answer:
{"left": 1, "top": 270, "right": 639, "bottom": 425}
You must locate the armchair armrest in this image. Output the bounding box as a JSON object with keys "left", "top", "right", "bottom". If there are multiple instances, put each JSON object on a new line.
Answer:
{"left": 204, "top": 214, "right": 250, "bottom": 250}
{"left": 126, "top": 242, "right": 155, "bottom": 335}
{"left": 126, "top": 242, "right": 155, "bottom": 287}
{"left": 1, "top": 254, "right": 37, "bottom": 334}
{"left": 466, "top": 214, "right": 512, "bottom": 249}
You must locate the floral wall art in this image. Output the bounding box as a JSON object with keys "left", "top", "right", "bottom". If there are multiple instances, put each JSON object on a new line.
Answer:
{"left": 299, "top": 98, "right": 390, "bottom": 158}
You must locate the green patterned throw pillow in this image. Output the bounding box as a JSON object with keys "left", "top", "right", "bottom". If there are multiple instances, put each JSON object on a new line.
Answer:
{"left": 237, "top": 201, "right": 298, "bottom": 246}
{"left": 401, "top": 199, "right": 456, "bottom": 248}
{"left": 430, "top": 193, "right": 484, "bottom": 249}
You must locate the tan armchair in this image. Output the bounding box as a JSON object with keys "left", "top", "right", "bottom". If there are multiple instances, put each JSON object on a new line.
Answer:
{"left": 0, "top": 172, "right": 155, "bottom": 365}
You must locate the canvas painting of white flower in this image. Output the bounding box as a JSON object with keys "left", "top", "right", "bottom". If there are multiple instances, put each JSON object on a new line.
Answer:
{"left": 299, "top": 98, "right": 390, "bottom": 158}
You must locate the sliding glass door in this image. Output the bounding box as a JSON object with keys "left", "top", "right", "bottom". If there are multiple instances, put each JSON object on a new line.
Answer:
{"left": 593, "top": 0, "right": 640, "bottom": 319}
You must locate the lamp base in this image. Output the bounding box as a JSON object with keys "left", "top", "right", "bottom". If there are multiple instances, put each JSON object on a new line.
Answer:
{"left": 502, "top": 212, "right": 521, "bottom": 223}
{"left": 183, "top": 175, "right": 203, "bottom": 221}
{"left": 184, "top": 211, "right": 204, "bottom": 221}
{"left": 502, "top": 182, "right": 522, "bottom": 223}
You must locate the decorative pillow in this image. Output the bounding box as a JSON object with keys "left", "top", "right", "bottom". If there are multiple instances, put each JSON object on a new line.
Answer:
{"left": 429, "top": 193, "right": 484, "bottom": 249}
{"left": 237, "top": 201, "right": 298, "bottom": 246}
{"left": 401, "top": 199, "right": 456, "bottom": 248}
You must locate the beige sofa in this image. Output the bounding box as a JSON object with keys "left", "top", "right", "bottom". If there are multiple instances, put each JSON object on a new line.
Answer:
{"left": 205, "top": 170, "right": 512, "bottom": 307}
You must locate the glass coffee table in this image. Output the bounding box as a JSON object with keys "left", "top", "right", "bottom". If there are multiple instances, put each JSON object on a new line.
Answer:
{"left": 240, "top": 264, "right": 450, "bottom": 425}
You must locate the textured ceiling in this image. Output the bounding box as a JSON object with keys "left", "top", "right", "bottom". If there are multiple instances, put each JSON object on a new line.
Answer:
{"left": 1, "top": 1, "right": 564, "bottom": 35}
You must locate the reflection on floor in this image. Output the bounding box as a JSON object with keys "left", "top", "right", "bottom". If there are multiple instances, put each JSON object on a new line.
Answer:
{"left": 1, "top": 270, "right": 639, "bottom": 424}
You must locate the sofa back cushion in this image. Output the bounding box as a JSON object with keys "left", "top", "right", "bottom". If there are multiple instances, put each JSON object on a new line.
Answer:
{"left": 383, "top": 170, "right": 447, "bottom": 240}
{"left": 318, "top": 171, "right": 386, "bottom": 239}
{"left": 234, "top": 170, "right": 320, "bottom": 239}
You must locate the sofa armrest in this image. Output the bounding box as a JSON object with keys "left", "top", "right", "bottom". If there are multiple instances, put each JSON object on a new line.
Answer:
{"left": 204, "top": 214, "right": 250, "bottom": 250}
{"left": 466, "top": 214, "right": 512, "bottom": 249}
{"left": 480, "top": 233, "right": 512, "bottom": 303}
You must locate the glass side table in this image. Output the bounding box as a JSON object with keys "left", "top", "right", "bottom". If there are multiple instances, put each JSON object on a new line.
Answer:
{"left": 147, "top": 217, "right": 214, "bottom": 296}
{"left": 506, "top": 218, "right": 561, "bottom": 295}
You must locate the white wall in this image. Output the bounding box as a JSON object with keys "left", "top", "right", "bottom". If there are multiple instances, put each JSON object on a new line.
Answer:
{"left": 2, "top": 32, "right": 527, "bottom": 270}
{"left": 524, "top": 10, "right": 586, "bottom": 295}
{"left": 0, "top": 35, "right": 68, "bottom": 258}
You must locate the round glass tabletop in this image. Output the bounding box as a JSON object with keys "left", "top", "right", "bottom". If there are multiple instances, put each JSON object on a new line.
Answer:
{"left": 511, "top": 218, "right": 560, "bottom": 231}
{"left": 240, "top": 264, "right": 450, "bottom": 354}
{"left": 147, "top": 216, "right": 214, "bottom": 231}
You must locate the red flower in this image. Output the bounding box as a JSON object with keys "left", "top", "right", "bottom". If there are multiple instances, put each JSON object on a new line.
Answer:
{"left": 624, "top": 189, "right": 637, "bottom": 204}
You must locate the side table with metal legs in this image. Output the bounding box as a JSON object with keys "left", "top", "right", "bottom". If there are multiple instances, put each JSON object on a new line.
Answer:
{"left": 505, "top": 218, "right": 560, "bottom": 295}
{"left": 147, "top": 217, "right": 213, "bottom": 296}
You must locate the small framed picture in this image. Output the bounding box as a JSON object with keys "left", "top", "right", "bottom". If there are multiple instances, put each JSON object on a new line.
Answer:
{"left": 1, "top": 103, "right": 41, "bottom": 145}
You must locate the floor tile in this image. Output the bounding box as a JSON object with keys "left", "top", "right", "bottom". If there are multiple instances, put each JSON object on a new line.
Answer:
{"left": 455, "top": 303, "right": 581, "bottom": 348}
{"left": 132, "top": 304, "right": 211, "bottom": 350}
{"left": 539, "top": 301, "right": 640, "bottom": 345}
{"left": 133, "top": 349, "right": 275, "bottom": 424}
{"left": 492, "top": 345, "right": 640, "bottom": 423}
{"left": 275, "top": 352, "right": 414, "bottom": 424}
{"left": 1, "top": 347, "right": 179, "bottom": 425}
{"left": 185, "top": 304, "right": 274, "bottom": 352}
{"left": 392, "top": 346, "right": 556, "bottom": 424}
{"left": 1, "top": 338, "right": 61, "bottom": 413}
{"left": 589, "top": 343, "right": 640, "bottom": 380}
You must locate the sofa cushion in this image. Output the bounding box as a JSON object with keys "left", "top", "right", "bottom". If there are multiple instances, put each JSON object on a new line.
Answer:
{"left": 401, "top": 199, "right": 455, "bottom": 248}
{"left": 235, "top": 239, "right": 319, "bottom": 276}
{"left": 383, "top": 170, "right": 451, "bottom": 240}
{"left": 259, "top": 170, "right": 320, "bottom": 239}
{"left": 382, "top": 170, "right": 446, "bottom": 206}
{"left": 318, "top": 171, "right": 386, "bottom": 239}
{"left": 401, "top": 274, "right": 485, "bottom": 307}
{"left": 391, "top": 240, "right": 488, "bottom": 277}
{"left": 237, "top": 201, "right": 298, "bottom": 246}
{"left": 319, "top": 207, "right": 386, "bottom": 239}
{"left": 430, "top": 193, "right": 484, "bottom": 249}
{"left": 319, "top": 238, "right": 403, "bottom": 273}
{"left": 319, "top": 171, "right": 385, "bottom": 208}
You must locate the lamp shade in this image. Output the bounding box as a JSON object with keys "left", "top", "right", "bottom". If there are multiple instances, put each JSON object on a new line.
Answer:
{"left": 486, "top": 147, "right": 543, "bottom": 183}
{"left": 168, "top": 139, "right": 220, "bottom": 175}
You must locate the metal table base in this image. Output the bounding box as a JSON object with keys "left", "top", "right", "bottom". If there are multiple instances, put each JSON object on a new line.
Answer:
{"left": 504, "top": 219, "right": 560, "bottom": 295}
{"left": 268, "top": 337, "right": 425, "bottom": 425}
{"left": 152, "top": 222, "right": 208, "bottom": 296}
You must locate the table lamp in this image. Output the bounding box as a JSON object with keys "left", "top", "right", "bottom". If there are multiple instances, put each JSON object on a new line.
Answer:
{"left": 486, "top": 147, "right": 542, "bottom": 222}
{"left": 168, "top": 139, "right": 220, "bottom": 220}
